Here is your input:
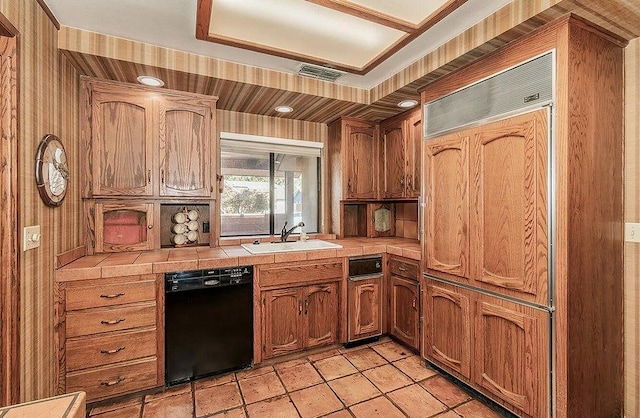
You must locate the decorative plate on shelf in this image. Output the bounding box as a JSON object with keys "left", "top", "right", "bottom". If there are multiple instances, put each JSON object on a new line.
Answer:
{"left": 35, "top": 134, "right": 69, "bottom": 207}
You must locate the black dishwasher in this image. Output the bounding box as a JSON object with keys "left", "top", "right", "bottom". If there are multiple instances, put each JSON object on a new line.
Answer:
{"left": 165, "top": 266, "right": 253, "bottom": 386}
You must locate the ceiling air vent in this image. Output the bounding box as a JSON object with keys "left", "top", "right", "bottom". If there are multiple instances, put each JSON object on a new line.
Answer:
{"left": 296, "top": 64, "right": 344, "bottom": 82}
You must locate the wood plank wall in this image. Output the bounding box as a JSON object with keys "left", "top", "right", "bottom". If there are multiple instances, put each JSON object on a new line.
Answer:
{"left": 0, "top": 0, "right": 81, "bottom": 402}
{"left": 625, "top": 37, "right": 640, "bottom": 418}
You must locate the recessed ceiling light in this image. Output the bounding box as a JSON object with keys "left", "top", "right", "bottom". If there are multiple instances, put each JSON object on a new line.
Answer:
{"left": 398, "top": 99, "right": 418, "bottom": 108}
{"left": 137, "top": 75, "right": 164, "bottom": 87}
{"left": 275, "top": 105, "right": 293, "bottom": 113}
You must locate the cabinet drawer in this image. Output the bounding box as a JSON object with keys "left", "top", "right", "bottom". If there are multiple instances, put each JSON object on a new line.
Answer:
{"left": 259, "top": 260, "right": 343, "bottom": 288}
{"left": 66, "top": 327, "right": 157, "bottom": 372}
{"left": 66, "top": 302, "right": 156, "bottom": 338}
{"left": 390, "top": 258, "right": 419, "bottom": 280}
{"left": 65, "top": 277, "right": 156, "bottom": 311}
{"left": 66, "top": 357, "right": 158, "bottom": 401}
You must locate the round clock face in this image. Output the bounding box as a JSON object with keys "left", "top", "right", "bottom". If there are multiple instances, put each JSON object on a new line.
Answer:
{"left": 35, "top": 134, "right": 68, "bottom": 207}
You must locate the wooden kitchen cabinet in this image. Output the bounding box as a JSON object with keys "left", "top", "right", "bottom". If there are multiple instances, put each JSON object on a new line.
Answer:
{"left": 257, "top": 259, "right": 342, "bottom": 362}
{"left": 388, "top": 256, "right": 419, "bottom": 350}
{"left": 262, "top": 283, "right": 338, "bottom": 359}
{"left": 81, "top": 77, "right": 218, "bottom": 199}
{"left": 90, "top": 201, "right": 158, "bottom": 253}
{"left": 424, "top": 109, "right": 548, "bottom": 305}
{"left": 55, "top": 274, "right": 163, "bottom": 402}
{"left": 380, "top": 107, "right": 421, "bottom": 199}
{"left": 422, "top": 280, "right": 472, "bottom": 380}
{"left": 347, "top": 276, "right": 382, "bottom": 342}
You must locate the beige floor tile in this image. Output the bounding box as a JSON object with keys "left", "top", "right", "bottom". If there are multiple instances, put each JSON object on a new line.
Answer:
{"left": 238, "top": 371, "right": 286, "bottom": 404}
{"left": 392, "top": 355, "right": 438, "bottom": 381}
{"left": 307, "top": 348, "right": 342, "bottom": 362}
{"left": 289, "top": 383, "right": 343, "bottom": 418}
{"left": 349, "top": 396, "right": 405, "bottom": 418}
{"left": 274, "top": 357, "right": 309, "bottom": 372}
{"left": 143, "top": 392, "right": 194, "bottom": 418}
{"left": 144, "top": 384, "right": 191, "bottom": 403}
{"left": 370, "top": 341, "right": 412, "bottom": 362}
{"left": 195, "top": 381, "right": 243, "bottom": 416}
{"left": 212, "top": 407, "right": 248, "bottom": 418}
{"left": 343, "top": 348, "right": 388, "bottom": 371}
{"left": 194, "top": 372, "right": 236, "bottom": 390}
{"left": 388, "top": 384, "right": 447, "bottom": 417}
{"left": 362, "top": 363, "right": 413, "bottom": 393}
{"left": 277, "top": 361, "right": 324, "bottom": 392}
{"left": 313, "top": 355, "right": 358, "bottom": 381}
{"left": 236, "top": 365, "right": 275, "bottom": 380}
{"left": 327, "top": 373, "right": 381, "bottom": 406}
{"left": 321, "top": 410, "right": 352, "bottom": 418}
{"left": 454, "top": 400, "right": 504, "bottom": 418}
{"left": 90, "top": 404, "right": 142, "bottom": 418}
{"left": 420, "top": 375, "right": 472, "bottom": 407}
{"left": 434, "top": 411, "right": 462, "bottom": 418}
{"left": 89, "top": 397, "right": 143, "bottom": 416}
{"left": 245, "top": 395, "right": 300, "bottom": 418}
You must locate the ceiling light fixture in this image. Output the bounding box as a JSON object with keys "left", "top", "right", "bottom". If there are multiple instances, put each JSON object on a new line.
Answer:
{"left": 398, "top": 99, "right": 418, "bottom": 108}
{"left": 137, "top": 75, "right": 165, "bottom": 87}
{"left": 275, "top": 105, "right": 293, "bottom": 113}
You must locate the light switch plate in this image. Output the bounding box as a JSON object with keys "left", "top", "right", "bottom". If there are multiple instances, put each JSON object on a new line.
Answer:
{"left": 625, "top": 223, "right": 640, "bottom": 243}
{"left": 23, "top": 225, "right": 41, "bottom": 251}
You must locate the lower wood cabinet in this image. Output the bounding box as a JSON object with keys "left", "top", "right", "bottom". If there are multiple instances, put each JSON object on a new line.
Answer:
{"left": 388, "top": 256, "right": 420, "bottom": 350}
{"left": 56, "top": 274, "right": 163, "bottom": 401}
{"left": 422, "top": 278, "right": 550, "bottom": 418}
{"left": 256, "top": 259, "right": 343, "bottom": 362}
{"left": 261, "top": 283, "right": 338, "bottom": 359}
{"left": 347, "top": 277, "right": 382, "bottom": 342}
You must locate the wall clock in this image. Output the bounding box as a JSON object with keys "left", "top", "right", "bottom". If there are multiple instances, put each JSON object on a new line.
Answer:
{"left": 35, "top": 134, "right": 69, "bottom": 207}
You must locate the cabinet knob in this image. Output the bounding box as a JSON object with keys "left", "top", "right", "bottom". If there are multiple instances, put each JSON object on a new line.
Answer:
{"left": 147, "top": 224, "right": 153, "bottom": 229}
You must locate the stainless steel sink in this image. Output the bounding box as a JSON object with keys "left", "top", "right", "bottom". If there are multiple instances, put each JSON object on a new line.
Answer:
{"left": 241, "top": 240, "right": 342, "bottom": 254}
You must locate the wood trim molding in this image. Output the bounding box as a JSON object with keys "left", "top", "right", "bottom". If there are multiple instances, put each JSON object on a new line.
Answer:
{"left": 0, "top": 33, "right": 19, "bottom": 407}
{"left": 305, "top": 0, "right": 417, "bottom": 32}
{"left": 35, "top": 0, "right": 61, "bottom": 30}
{"left": 54, "top": 246, "right": 87, "bottom": 270}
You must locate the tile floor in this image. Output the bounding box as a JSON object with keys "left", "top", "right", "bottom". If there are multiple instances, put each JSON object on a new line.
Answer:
{"left": 87, "top": 339, "right": 509, "bottom": 418}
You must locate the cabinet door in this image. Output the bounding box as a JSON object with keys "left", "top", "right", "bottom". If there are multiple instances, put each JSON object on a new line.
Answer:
{"left": 91, "top": 87, "right": 154, "bottom": 196}
{"left": 473, "top": 297, "right": 549, "bottom": 417}
{"left": 159, "top": 98, "right": 213, "bottom": 197}
{"left": 389, "top": 276, "right": 419, "bottom": 350}
{"left": 406, "top": 111, "right": 422, "bottom": 198}
{"left": 469, "top": 109, "right": 548, "bottom": 303}
{"left": 381, "top": 120, "right": 406, "bottom": 199}
{"left": 344, "top": 122, "right": 377, "bottom": 199}
{"left": 423, "top": 282, "right": 471, "bottom": 379}
{"left": 94, "top": 202, "right": 156, "bottom": 253}
{"left": 262, "top": 288, "right": 303, "bottom": 358}
{"left": 424, "top": 133, "right": 469, "bottom": 279}
{"left": 348, "top": 278, "right": 382, "bottom": 341}
{"left": 304, "top": 283, "right": 338, "bottom": 349}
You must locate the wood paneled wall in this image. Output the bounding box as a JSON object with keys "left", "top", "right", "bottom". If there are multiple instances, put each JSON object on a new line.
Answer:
{"left": 0, "top": 0, "right": 82, "bottom": 403}
{"left": 625, "top": 37, "right": 640, "bottom": 418}
{"left": 217, "top": 110, "right": 326, "bottom": 143}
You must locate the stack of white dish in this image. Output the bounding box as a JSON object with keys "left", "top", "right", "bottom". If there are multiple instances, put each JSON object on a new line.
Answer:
{"left": 172, "top": 209, "right": 199, "bottom": 245}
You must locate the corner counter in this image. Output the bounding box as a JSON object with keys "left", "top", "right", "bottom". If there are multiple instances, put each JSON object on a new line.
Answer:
{"left": 0, "top": 392, "right": 86, "bottom": 418}
{"left": 54, "top": 238, "right": 420, "bottom": 281}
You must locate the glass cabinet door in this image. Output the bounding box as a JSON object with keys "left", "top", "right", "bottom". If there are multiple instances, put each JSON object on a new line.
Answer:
{"left": 94, "top": 202, "right": 156, "bottom": 252}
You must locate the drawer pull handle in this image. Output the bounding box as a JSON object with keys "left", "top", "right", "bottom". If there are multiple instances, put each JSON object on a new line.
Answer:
{"left": 100, "top": 318, "right": 125, "bottom": 325}
{"left": 99, "top": 292, "right": 125, "bottom": 299}
{"left": 100, "top": 377, "right": 125, "bottom": 387}
{"left": 398, "top": 267, "right": 408, "bottom": 272}
{"left": 100, "top": 346, "right": 125, "bottom": 355}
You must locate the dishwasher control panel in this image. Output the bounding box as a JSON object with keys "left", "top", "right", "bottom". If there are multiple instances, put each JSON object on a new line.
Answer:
{"left": 165, "top": 266, "right": 253, "bottom": 292}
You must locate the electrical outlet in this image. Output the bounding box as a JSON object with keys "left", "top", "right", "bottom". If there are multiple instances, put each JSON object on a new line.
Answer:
{"left": 625, "top": 223, "right": 640, "bottom": 243}
{"left": 23, "top": 225, "right": 41, "bottom": 251}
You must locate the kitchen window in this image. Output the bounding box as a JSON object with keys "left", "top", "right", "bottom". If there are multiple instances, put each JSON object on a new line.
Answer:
{"left": 220, "top": 133, "right": 322, "bottom": 237}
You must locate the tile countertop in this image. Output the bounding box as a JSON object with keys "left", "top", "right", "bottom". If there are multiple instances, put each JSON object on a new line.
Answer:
{"left": 0, "top": 392, "right": 86, "bottom": 418}
{"left": 54, "top": 238, "right": 420, "bottom": 281}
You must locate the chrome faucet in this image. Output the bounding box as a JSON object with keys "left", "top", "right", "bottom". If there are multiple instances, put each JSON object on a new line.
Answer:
{"left": 280, "top": 221, "right": 305, "bottom": 242}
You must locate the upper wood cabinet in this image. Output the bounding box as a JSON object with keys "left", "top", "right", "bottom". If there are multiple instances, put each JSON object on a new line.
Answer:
{"left": 343, "top": 119, "right": 377, "bottom": 200}
{"left": 82, "top": 78, "right": 218, "bottom": 199}
{"left": 424, "top": 109, "right": 548, "bottom": 305}
{"left": 380, "top": 107, "right": 421, "bottom": 199}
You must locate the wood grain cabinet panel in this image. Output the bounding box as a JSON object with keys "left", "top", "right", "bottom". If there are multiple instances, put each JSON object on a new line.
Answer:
{"left": 305, "top": 283, "right": 339, "bottom": 349}
{"left": 424, "top": 133, "right": 469, "bottom": 280}
{"left": 262, "top": 287, "right": 304, "bottom": 358}
{"left": 380, "top": 107, "right": 422, "bottom": 199}
{"left": 65, "top": 276, "right": 156, "bottom": 310}
{"left": 389, "top": 276, "right": 419, "bottom": 350}
{"left": 344, "top": 121, "right": 377, "bottom": 200}
{"left": 347, "top": 277, "right": 382, "bottom": 342}
{"left": 90, "top": 86, "right": 154, "bottom": 197}
{"left": 423, "top": 281, "right": 471, "bottom": 380}
{"left": 65, "top": 302, "right": 156, "bottom": 338}
{"left": 92, "top": 202, "right": 158, "bottom": 253}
